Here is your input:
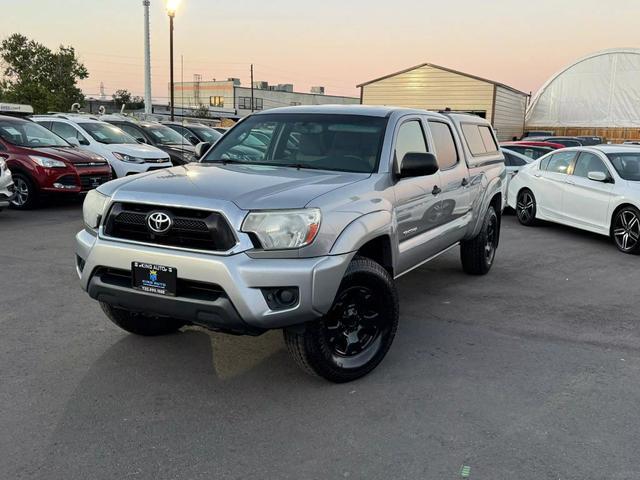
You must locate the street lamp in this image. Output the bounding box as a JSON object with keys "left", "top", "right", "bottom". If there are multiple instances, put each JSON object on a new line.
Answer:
{"left": 166, "top": 0, "right": 181, "bottom": 120}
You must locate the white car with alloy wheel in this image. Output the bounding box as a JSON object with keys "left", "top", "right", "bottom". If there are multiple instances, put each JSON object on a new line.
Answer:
{"left": 507, "top": 145, "right": 640, "bottom": 254}
{"left": 32, "top": 115, "right": 172, "bottom": 178}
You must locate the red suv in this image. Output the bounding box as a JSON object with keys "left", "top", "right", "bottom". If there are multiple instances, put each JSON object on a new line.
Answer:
{"left": 0, "top": 115, "right": 112, "bottom": 209}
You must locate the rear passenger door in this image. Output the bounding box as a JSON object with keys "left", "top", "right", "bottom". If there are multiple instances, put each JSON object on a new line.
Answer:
{"left": 536, "top": 150, "right": 576, "bottom": 219}
{"left": 393, "top": 118, "right": 443, "bottom": 274}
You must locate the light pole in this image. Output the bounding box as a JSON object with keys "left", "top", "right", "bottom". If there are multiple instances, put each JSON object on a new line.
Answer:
{"left": 166, "top": 0, "right": 181, "bottom": 120}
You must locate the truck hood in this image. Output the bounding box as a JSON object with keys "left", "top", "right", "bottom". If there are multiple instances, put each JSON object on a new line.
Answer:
{"left": 102, "top": 163, "right": 369, "bottom": 210}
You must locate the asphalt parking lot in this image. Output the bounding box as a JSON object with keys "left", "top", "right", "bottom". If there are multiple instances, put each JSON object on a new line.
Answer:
{"left": 1, "top": 202, "right": 639, "bottom": 480}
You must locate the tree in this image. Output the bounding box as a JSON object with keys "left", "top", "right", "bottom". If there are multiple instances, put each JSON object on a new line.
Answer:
{"left": 0, "top": 33, "right": 88, "bottom": 113}
{"left": 112, "top": 89, "right": 144, "bottom": 110}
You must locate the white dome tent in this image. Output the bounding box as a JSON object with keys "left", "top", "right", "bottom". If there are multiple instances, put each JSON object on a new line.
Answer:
{"left": 526, "top": 49, "right": 640, "bottom": 135}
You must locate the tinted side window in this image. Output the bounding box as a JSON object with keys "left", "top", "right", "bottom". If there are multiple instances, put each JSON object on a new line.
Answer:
{"left": 428, "top": 121, "right": 458, "bottom": 169}
{"left": 461, "top": 123, "right": 485, "bottom": 156}
{"left": 119, "top": 124, "right": 144, "bottom": 141}
{"left": 546, "top": 151, "right": 576, "bottom": 174}
{"left": 503, "top": 152, "right": 513, "bottom": 166}
{"left": 50, "top": 122, "right": 89, "bottom": 145}
{"left": 573, "top": 152, "right": 609, "bottom": 178}
{"left": 479, "top": 126, "right": 498, "bottom": 153}
{"left": 395, "top": 120, "right": 428, "bottom": 166}
{"left": 504, "top": 151, "right": 527, "bottom": 167}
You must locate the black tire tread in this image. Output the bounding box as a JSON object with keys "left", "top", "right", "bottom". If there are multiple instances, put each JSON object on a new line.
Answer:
{"left": 283, "top": 256, "right": 399, "bottom": 383}
{"left": 460, "top": 205, "right": 498, "bottom": 276}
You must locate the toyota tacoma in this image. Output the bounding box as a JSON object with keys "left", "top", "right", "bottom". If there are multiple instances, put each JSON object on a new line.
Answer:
{"left": 76, "top": 105, "right": 505, "bottom": 382}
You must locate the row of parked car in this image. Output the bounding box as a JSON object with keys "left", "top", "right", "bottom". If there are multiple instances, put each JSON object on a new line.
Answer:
{"left": 0, "top": 113, "right": 228, "bottom": 210}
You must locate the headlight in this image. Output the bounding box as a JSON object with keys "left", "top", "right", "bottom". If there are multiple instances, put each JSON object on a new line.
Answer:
{"left": 242, "top": 209, "right": 321, "bottom": 250}
{"left": 113, "top": 152, "right": 145, "bottom": 164}
{"left": 82, "top": 190, "right": 110, "bottom": 231}
{"left": 30, "top": 156, "right": 66, "bottom": 168}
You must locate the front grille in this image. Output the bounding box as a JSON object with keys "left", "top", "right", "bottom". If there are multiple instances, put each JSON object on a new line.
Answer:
{"left": 95, "top": 267, "right": 226, "bottom": 301}
{"left": 80, "top": 174, "right": 112, "bottom": 191}
{"left": 75, "top": 162, "right": 109, "bottom": 168}
{"left": 145, "top": 158, "right": 170, "bottom": 164}
{"left": 103, "top": 202, "right": 237, "bottom": 252}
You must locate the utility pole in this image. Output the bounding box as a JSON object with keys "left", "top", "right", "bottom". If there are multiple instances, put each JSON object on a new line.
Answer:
{"left": 250, "top": 64, "right": 255, "bottom": 112}
{"left": 169, "top": 14, "right": 175, "bottom": 120}
{"left": 142, "top": 0, "right": 152, "bottom": 114}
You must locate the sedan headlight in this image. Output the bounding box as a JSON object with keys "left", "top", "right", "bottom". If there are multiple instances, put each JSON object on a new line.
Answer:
{"left": 113, "top": 152, "right": 145, "bottom": 164}
{"left": 30, "top": 156, "right": 66, "bottom": 168}
{"left": 242, "top": 209, "right": 321, "bottom": 250}
{"left": 83, "top": 189, "right": 110, "bottom": 231}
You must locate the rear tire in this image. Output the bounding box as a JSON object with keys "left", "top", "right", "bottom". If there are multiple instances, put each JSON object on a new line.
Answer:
{"left": 460, "top": 205, "right": 499, "bottom": 275}
{"left": 516, "top": 189, "right": 537, "bottom": 226}
{"left": 10, "top": 173, "right": 38, "bottom": 210}
{"left": 284, "top": 257, "right": 399, "bottom": 383}
{"left": 611, "top": 206, "right": 640, "bottom": 254}
{"left": 100, "top": 302, "right": 186, "bottom": 336}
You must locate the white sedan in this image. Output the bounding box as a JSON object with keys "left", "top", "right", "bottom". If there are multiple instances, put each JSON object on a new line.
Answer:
{"left": 507, "top": 145, "right": 640, "bottom": 254}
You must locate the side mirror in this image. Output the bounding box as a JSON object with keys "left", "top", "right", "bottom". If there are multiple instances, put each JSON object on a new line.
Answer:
{"left": 587, "top": 171, "right": 608, "bottom": 182}
{"left": 195, "top": 141, "right": 212, "bottom": 160}
{"left": 400, "top": 152, "right": 439, "bottom": 178}
{"left": 66, "top": 137, "right": 80, "bottom": 147}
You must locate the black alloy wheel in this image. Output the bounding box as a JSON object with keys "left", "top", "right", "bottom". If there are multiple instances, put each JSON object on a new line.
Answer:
{"left": 612, "top": 207, "right": 640, "bottom": 254}
{"left": 516, "top": 189, "right": 537, "bottom": 226}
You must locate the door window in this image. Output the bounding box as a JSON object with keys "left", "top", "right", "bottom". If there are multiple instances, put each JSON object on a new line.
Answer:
{"left": 545, "top": 151, "right": 576, "bottom": 174}
{"left": 395, "top": 120, "right": 428, "bottom": 167}
{"left": 119, "top": 124, "right": 146, "bottom": 142}
{"left": 428, "top": 121, "right": 458, "bottom": 169}
{"left": 573, "top": 152, "right": 610, "bottom": 179}
{"left": 504, "top": 151, "right": 527, "bottom": 167}
{"left": 50, "top": 121, "right": 89, "bottom": 145}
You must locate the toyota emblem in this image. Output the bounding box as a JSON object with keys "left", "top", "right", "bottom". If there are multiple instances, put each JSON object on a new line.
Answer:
{"left": 147, "top": 211, "right": 173, "bottom": 234}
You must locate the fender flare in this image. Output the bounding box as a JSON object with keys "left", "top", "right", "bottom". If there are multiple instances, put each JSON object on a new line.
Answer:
{"left": 468, "top": 175, "right": 503, "bottom": 239}
{"left": 330, "top": 209, "right": 395, "bottom": 258}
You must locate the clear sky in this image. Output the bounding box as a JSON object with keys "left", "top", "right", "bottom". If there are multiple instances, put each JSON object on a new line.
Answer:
{"left": 3, "top": 0, "right": 640, "bottom": 101}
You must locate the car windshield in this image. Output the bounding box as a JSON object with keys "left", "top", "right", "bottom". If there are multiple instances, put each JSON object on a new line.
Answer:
{"left": 144, "top": 125, "right": 187, "bottom": 145}
{"left": 0, "top": 120, "right": 69, "bottom": 148}
{"left": 80, "top": 122, "right": 137, "bottom": 144}
{"left": 606, "top": 152, "right": 640, "bottom": 181}
{"left": 190, "top": 126, "right": 222, "bottom": 143}
{"left": 202, "top": 113, "right": 388, "bottom": 173}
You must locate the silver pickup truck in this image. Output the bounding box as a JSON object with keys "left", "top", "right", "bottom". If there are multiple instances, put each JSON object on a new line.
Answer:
{"left": 76, "top": 105, "right": 505, "bottom": 382}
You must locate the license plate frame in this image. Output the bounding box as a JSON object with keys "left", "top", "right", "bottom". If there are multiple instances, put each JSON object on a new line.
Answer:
{"left": 132, "top": 262, "right": 177, "bottom": 296}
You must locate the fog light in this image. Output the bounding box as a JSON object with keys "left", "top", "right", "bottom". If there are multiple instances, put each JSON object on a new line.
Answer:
{"left": 261, "top": 287, "right": 299, "bottom": 310}
{"left": 53, "top": 183, "right": 76, "bottom": 190}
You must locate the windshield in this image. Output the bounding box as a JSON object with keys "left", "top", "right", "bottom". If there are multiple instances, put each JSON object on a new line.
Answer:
{"left": 202, "top": 114, "right": 388, "bottom": 173}
{"left": 0, "top": 120, "right": 69, "bottom": 148}
{"left": 607, "top": 152, "right": 640, "bottom": 181}
{"left": 144, "top": 125, "right": 188, "bottom": 145}
{"left": 190, "top": 126, "right": 222, "bottom": 143}
{"left": 80, "top": 122, "right": 137, "bottom": 144}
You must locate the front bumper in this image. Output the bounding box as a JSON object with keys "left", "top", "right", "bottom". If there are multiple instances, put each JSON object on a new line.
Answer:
{"left": 0, "top": 173, "right": 15, "bottom": 207}
{"left": 76, "top": 229, "right": 353, "bottom": 332}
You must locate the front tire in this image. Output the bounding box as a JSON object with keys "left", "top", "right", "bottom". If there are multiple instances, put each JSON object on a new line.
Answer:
{"left": 284, "top": 257, "right": 399, "bottom": 383}
{"left": 612, "top": 206, "right": 640, "bottom": 254}
{"left": 460, "top": 205, "right": 499, "bottom": 275}
{"left": 10, "top": 174, "right": 38, "bottom": 210}
{"left": 100, "top": 302, "right": 186, "bottom": 336}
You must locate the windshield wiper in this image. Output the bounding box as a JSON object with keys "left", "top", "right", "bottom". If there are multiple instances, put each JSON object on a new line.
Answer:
{"left": 203, "top": 158, "right": 247, "bottom": 165}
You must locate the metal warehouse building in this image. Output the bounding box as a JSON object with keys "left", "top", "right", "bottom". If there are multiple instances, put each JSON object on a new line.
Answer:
{"left": 358, "top": 63, "right": 529, "bottom": 141}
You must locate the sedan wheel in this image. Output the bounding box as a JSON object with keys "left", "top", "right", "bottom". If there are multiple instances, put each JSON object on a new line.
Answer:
{"left": 612, "top": 207, "right": 640, "bottom": 254}
{"left": 516, "top": 189, "right": 537, "bottom": 226}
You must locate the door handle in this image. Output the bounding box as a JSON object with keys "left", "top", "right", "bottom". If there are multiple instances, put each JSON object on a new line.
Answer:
{"left": 432, "top": 185, "right": 442, "bottom": 196}
{"left": 461, "top": 177, "right": 469, "bottom": 187}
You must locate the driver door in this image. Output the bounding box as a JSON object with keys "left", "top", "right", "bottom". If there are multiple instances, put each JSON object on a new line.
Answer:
{"left": 393, "top": 118, "right": 443, "bottom": 274}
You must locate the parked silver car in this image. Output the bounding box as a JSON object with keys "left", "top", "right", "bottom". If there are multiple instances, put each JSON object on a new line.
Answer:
{"left": 76, "top": 106, "right": 505, "bottom": 382}
{"left": 0, "top": 156, "right": 15, "bottom": 211}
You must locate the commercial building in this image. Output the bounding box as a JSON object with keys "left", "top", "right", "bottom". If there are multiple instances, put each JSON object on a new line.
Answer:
{"left": 526, "top": 49, "right": 640, "bottom": 143}
{"left": 171, "top": 78, "right": 358, "bottom": 118}
{"left": 358, "top": 63, "right": 529, "bottom": 141}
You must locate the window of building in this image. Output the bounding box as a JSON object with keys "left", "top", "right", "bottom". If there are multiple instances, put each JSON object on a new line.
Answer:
{"left": 210, "top": 96, "right": 224, "bottom": 108}
{"left": 429, "top": 121, "right": 459, "bottom": 169}
{"left": 238, "top": 97, "right": 264, "bottom": 110}
{"left": 395, "top": 120, "right": 428, "bottom": 167}
{"left": 290, "top": 102, "right": 302, "bottom": 106}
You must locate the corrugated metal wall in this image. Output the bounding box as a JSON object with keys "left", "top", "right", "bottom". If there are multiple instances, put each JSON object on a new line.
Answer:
{"left": 492, "top": 86, "right": 527, "bottom": 141}
{"left": 361, "top": 65, "right": 494, "bottom": 118}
